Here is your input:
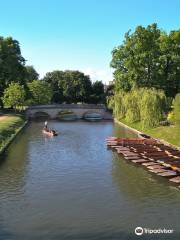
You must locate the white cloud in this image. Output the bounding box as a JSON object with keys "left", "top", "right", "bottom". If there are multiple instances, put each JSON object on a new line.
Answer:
{"left": 38, "top": 66, "right": 113, "bottom": 85}
{"left": 83, "top": 67, "right": 113, "bottom": 84}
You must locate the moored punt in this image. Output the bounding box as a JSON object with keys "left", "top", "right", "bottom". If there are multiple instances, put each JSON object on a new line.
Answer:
{"left": 115, "top": 147, "right": 130, "bottom": 151}
{"left": 131, "top": 159, "right": 149, "bottom": 163}
{"left": 142, "top": 162, "right": 160, "bottom": 167}
{"left": 141, "top": 152, "right": 168, "bottom": 156}
{"left": 157, "top": 171, "right": 177, "bottom": 177}
{"left": 118, "top": 152, "right": 140, "bottom": 157}
{"left": 106, "top": 136, "right": 180, "bottom": 184}
{"left": 147, "top": 165, "right": 166, "bottom": 170}
{"left": 149, "top": 169, "right": 167, "bottom": 174}
{"left": 124, "top": 156, "right": 141, "bottom": 160}
{"left": 169, "top": 176, "right": 180, "bottom": 183}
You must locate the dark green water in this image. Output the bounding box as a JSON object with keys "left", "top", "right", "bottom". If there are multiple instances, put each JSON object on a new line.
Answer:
{"left": 0, "top": 121, "right": 179, "bottom": 240}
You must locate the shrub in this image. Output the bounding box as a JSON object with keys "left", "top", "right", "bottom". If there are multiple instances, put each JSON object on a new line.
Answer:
{"left": 167, "top": 111, "right": 175, "bottom": 124}
{"left": 173, "top": 93, "right": 180, "bottom": 124}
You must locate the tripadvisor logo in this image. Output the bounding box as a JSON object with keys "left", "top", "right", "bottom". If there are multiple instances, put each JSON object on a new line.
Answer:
{"left": 135, "top": 227, "right": 174, "bottom": 236}
{"left": 135, "top": 227, "right": 143, "bottom": 236}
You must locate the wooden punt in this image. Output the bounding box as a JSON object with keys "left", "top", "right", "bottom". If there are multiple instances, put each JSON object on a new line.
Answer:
{"left": 107, "top": 138, "right": 157, "bottom": 145}
{"left": 42, "top": 130, "right": 58, "bottom": 137}
{"left": 124, "top": 156, "right": 141, "bottom": 160}
{"left": 141, "top": 152, "right": 168, "bottom": 157}
{"left": 114, "top": 146, "right": 129, "bottom": 149}
{"left": 142, "top": 162, "right": 159, "bottom": 167}
{"left": 169, "top": 176, "right": 180, "bottom": 183}
{"left": 120, "top": 152, "right": 139, "bottom": 157}
{"left": 110, "top": 145, "right": 122, "bottom": 149}
{"left": 165, "top": 150, "right": 180, "bottom": 154}
{"left": 149, "top": 169, "right": 167, "bottom": 174}
{"left": 131, "top": 159, "right": 149, "bottom": 163}
{"left": 147, "top": 165, "right": 166, "bottom": 170}
{"left": 157, "top": 171, "right": 177, "bottom": 177}
{"left": 147, "top": 156, "right": 172, "bottom": 161}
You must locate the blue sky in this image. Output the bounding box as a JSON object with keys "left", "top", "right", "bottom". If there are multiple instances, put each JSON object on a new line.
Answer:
{"left": 0, "top": 0, "right": 180, "bottom": 83}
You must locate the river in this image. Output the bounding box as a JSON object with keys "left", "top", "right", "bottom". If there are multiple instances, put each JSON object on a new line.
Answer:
{"left": 0, "top": 121, "right": 179, "bottom": 240}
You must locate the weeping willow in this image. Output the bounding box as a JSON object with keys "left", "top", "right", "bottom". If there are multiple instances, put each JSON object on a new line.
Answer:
{"left": 140, "top": 89, "right": 167, "bottom": 128}
{"left": 109, "top": 88, "right": 167, "bottom": 128}
{"left": 124, "top": 90, "right": 141, "bottom": 123}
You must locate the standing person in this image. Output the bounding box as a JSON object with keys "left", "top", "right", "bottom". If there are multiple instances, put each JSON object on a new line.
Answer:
{"left": 44, "top": 121, "right": 48, "bottom": 130}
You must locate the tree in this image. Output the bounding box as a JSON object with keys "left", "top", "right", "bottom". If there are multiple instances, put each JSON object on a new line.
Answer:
{"left": 43, "top": 70, "right": 92, "bottom": 103}
{"left": 0, "top": 37, "right": 26, "bottom": 101}
{"left": 25, "top": 65, "right": 39, "bottom": 82}
{"left": 28, "top": 80, "right": 53, "bottom": 105}
{"left": 90, "top": 81, "right": 105, "bottom": 103}
{"left": 2, "top": 83, "right": 25, "bottom": 110}
{"left": 159, "top": 31, "right": 180, "bottom": 96}
{"left": 43, "top": 70, "right": 65, "bottom": 103}
{"left": 108, "top": 88, "right": 167, "bottom": 128}
{"left": 111, "top": 23, "right": 180, "bottom": 97}
{"left": 62, "top": 71, "right": 92, "bottom": 103}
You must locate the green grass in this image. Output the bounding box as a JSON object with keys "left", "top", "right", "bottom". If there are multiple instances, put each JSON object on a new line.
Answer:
{"left": 0, "top": 114, "right": 25, "bottom": 151}
{"left": 119, "top": 118, "right": 180, "bottom": 147}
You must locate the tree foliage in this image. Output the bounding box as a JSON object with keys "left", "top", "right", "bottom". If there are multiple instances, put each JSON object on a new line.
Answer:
{"left": 108, "top": 88, "right": 167, "bottom": 128}
{"left": 28, "top": 80, "right": 53, "bottom": 105}
{"left": 25, "top": 65, "right": 39, "bottom": 82}
{"left": 2, "top": 83, "right": 25, "bottom": 110}
{"left": 0, "top": 37, "right": 26, "bottom": 98}
{"left": 111, "top": 23, "right": 180, "bottom": 97}
{"left": 90, "top": 81, "right": 105, "bottom": 104}
{"left": 43, "top": 70, "right": 105, "bottom": 103}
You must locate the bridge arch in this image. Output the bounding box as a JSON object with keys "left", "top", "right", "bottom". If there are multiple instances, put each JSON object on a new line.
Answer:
{"left": 83, "top": 111, "right": 103, "bottom": 120}
{"left": 33, "top": 111, "right": 50, "bottom": 119}
{"left": 56, "top": 110, "right": 78, "bottom": 121}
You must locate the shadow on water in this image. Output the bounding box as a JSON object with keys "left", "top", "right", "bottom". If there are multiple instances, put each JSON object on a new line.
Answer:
{"left": 0, "top": 129, "right": 29, "bottom": 194}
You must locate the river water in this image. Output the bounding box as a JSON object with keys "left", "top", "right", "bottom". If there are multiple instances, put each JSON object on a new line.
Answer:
{"left": 0, "top": 121, "right": 179, "bottom": 240}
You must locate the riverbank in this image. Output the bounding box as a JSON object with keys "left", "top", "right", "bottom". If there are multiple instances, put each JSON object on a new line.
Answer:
{"left": 0, "top": 114, "right": 27, "bottom": 154}
{"left": 116, "top": 118, "right": 180, "bottom": 148}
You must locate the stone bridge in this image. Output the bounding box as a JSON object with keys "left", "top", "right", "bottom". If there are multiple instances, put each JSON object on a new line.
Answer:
{"left": 26, "top": 104, "right": 113, "bottom": 120}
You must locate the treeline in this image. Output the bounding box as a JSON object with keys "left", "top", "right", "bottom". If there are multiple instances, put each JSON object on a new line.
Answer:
{"left": 43, "top": 70, "right": 105, "bottom": 104}
{"left": 109, "top": 23, "right": 180, "bottom": 128}
{"left": 0, "top": 36, "right": 105, "bottom": 110}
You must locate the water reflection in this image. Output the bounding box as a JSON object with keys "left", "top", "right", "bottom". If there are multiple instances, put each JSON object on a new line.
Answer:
{"left": 0, "top": 130, "right": 29, "bottom": 195}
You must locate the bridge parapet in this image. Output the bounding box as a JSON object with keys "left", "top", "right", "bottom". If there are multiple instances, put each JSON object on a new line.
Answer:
{"left": 27, "top": 104, "right": 106, "bottom": 110}
{"left": 26, "top": 104, "right": 112, "bottom": 120}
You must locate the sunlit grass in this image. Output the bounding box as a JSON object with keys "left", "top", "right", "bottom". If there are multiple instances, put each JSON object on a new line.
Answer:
{"left": 0, "top": 114, "right": 25, "bottom": 151}
{"left": 119, "top": 118, "right": 180, "bottom": 147}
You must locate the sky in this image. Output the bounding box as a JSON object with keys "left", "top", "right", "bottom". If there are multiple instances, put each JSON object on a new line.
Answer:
{"left": 0, "top": 0, "right": 180, "bottom": 83}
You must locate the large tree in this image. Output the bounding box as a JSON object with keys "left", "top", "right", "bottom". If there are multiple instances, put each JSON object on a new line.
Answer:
{"left": 28, "top": 80, "right": 53, "bottom": 105}
{"left": 111, "top": 23, "right": 180, "bottom": 97}
{"left": 25, "top": 65, "right": 39, "bottom": 82}
{"left": 90, "top": 80, "right": 105, "bottom": 103}
{"left": 0, "top": 36, "right": 26, "bottom": 100}
{"left": 43, "top": 70, "right": 92, "bottom": 103}
{"left": 2, "top": 82, "right": 25, "bottom": 110}
{"left": 43, "top": 70, "right": 65, "bottom": 103}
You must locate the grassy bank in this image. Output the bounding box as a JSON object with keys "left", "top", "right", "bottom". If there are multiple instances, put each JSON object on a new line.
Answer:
{"left": 0, "top": 114, "right": 25, "bottom": 152}
{"left": 119, "top": 119, "right": 180, "bottom": 147}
